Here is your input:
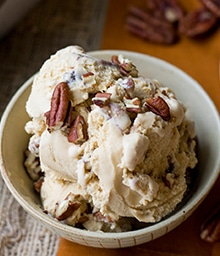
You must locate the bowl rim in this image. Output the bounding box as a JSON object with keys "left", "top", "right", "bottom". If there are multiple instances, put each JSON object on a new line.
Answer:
{"left": 0, "top": 49, "right": 220, "bottom": 242}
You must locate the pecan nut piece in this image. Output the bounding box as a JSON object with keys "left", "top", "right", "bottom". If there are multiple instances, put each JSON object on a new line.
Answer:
{"left": 120, "top": 77, "right": 135, "bottom": 98}
{"left": 145, "top": 96, "right": 170, "bottom": 121}
{"left": 111, "top": 55, "right": 138, "bottom": 77}
{"left": 162, "top": 173, "right": 174, "bottom": 189}
{"left": 92, "top": 92, "right": 111, "bottom": 108}
{"left": 93, "top": 211, "right": 114, "bottom": 223}
{"left": 124, "top": 97, "right": 141, "bottom": 113}
{"left": 33, "top": 176, "right": 44, "bottom": 193}
{"left": 82, "top": 71, "right": 94, "bottom": 78}
{"left": 63, "top": 101, "right": 74, "bottom": 128}
{"left": 77, "top": 215, "right": 89, "bottom": 224}
{"left": 68, "top": 115, "right": 88, "bottom": 144}
{"left": 179, "top": 7, "right": 218, "bottom": 37}
{"left": 55, "top": 193, "right": 81, "bottom": 221}
{"left": 200, "top": 204, "right": 220, "bottom": 243}
{"left": 126, "top": 5, "right": 177, "bottom": 44}
{"left": 45, "top": 82, "right": 70, "bottom": 130}
{"left": 200, "top": 0, "right": 220, "bottom": 17}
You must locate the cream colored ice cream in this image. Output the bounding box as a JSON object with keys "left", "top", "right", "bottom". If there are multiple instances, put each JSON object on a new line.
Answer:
{"left": 24, "top": 46, "right": 197, "bottom": 232}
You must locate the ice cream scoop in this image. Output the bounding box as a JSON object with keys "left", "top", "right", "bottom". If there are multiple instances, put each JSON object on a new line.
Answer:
{"left": 24, "top": 46, "right": 197, "bottom": 232}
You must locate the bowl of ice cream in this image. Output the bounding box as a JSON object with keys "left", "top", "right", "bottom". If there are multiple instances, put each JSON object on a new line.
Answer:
{"left": 0, "top": 46, "right": 220, "bottom": 248}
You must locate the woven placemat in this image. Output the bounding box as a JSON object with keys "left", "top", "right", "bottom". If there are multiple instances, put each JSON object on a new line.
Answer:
{"left": 0, "top": 181, "right": 59, "bottom": 256}
{"left": 0, "top": 0, "right": 108, "bottom": 255}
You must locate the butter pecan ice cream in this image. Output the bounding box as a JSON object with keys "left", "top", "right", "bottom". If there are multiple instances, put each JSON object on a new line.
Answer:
{"left": 24, "top": 46, "right": 197, "bottom": 232}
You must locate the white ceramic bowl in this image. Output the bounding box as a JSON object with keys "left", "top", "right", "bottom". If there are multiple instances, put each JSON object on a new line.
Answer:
{"left": 1, "top": 50, "right": 220, "bottom": 248}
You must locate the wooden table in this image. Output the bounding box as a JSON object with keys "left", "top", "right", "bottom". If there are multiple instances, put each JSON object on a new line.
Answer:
{"left": 57, "top": 0, "right": 220, "bottom": 255}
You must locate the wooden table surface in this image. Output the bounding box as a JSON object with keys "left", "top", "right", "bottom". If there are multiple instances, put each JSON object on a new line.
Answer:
{"left": 57, "top": 0, "right": 220, "bottom": 255}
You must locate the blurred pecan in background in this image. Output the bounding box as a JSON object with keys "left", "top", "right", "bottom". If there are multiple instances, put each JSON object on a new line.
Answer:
{"left": 200, "top": 204, "right": 220, "bottom": 243}
{"left": 179, "top": 7, "right": 218, "bottom": 37}
{"left": 200, "top": 0, "right": 220, "bottom": 17}
{"left": 126, "top": 5, "right": 178, "bottom": 44}
{"left": 126, "top": 0, "right": 220, "bottom": 44}
{"left": 145, "top": 0, "right": 185, "bottom": 23}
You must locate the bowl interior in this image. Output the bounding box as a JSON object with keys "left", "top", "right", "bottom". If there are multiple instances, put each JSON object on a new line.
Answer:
{"left": 0, "top": 50, "right": 220, "bottom": 248}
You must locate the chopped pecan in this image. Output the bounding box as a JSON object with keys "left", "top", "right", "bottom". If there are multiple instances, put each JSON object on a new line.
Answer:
{"left": 92, "top": 92, "right": 111, "bottom": 108}
{"left": 81, "top": 72, "right": 95, "bottom": 85}
{"left": 112, "top": 55, "right": 127, "bottom": 76}
{"left": 45, "top": 82, "right": 70, "bottom": 131}
{"left": 121, "top": 77, "right": 135, "bottom": 98}
{"left": 77, "top": 215, "right": 89, "bottom": 224}
{"left": 145, "top": 96, "right": 170, "bottom": 121}
{"left": 94, "top": 211, "right": 114, "bottom": 223}
{"left": 200, "top": 204, "right": 220, "bottom": 243}
{"left": 124, "top": 97, "right": 141, "bottom": 113}
{"left": 56, "top": 201, "right": 81, "bottom": 221}
{"left": 82, "top": 71, "right": 94, "bottom": 78}
{"left": 111, "top": 55, "right": 120, "bottom": 65}
{"left": 110, "top": 103, "right": 132, "bottom": 131}
{"left": 24, "top": 150, "right": 42, "bottom": 181}
{"left": 162, "top": 173, "right": 174, "bottom": 189}
{"left": 179, "top": 7, "right": 218, "bottom": 37}
{"left": 33, "top": 176, "right": 44, "bottom": 193}
{"left": 111, "top": 55, "right": 138, "bottom": 77}
{"left": 68, "top": 115, "right": 88, "bottom": 144}
{"left": 126, "top": 5, "right": 177, "bottom": 44}
{"left": 200, "top": 0, "right": 220, "bottom": 17}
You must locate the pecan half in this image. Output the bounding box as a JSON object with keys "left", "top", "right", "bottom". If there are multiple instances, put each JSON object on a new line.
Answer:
{"left": 68, "top": 115, "right": 88, "bottom": 144}
{"left": 63, "top": 101, "right": 74, "bottom": 128}
{"left": 145, "top": 96, "right": 170, "bottom": 121}
{"left": 200, "top": 0, "right": 220, "bottom": 17}
{"left": 179, "top": 7, "right": 218, "bottom": 37}
{"left": 200, "top": 204, "right": 220, "bottom": 243}
{"left": 92, "top": 92, "right": 111, "bottom": 108}
{"left": 45, "top": 82, "right": 70, "bottom": 131}
{"left": 126, "top": 5, "right": 177, "bottom": 44}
